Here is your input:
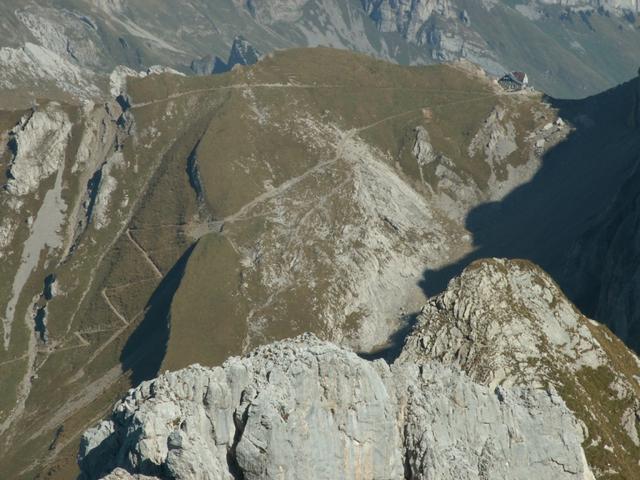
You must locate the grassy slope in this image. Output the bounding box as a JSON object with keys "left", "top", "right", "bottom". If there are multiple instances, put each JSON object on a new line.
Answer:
{"left": 160, "top": 48, "right": 547, "bottom": 372}
{"left": 0, "top": 51, "right": 551, "bottom": 477}
{"left": 0, "top": 48, "right": 634, "bottom": 478}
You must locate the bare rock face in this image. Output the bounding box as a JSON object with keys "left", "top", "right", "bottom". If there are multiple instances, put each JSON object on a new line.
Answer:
{"left": 79, "top": 335, "right": 596, "bottom": 479}
{"left": 401, "top": 258, "right": 640, "bottom": 477}
{"left": 5, "top": 103, "right": 73, "bottom": 196}
{"left": 363, "top": 0, "right": 453, "bottom": 38}
{"left": 400, "top": 258, "right": 607, "bottom": 387}
{"left": 79, "top": 335, "right": 403, "bottom": 479}
{"left": 396, "top": 365, "right": 593, "bottom": 480}
{"left": 100, "top": 468, "right": 158, "bottom": 480}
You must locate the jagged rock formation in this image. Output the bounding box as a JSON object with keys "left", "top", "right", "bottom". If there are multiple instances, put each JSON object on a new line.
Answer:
{"left": 401, "top": 259, "right": 640, "bottom": 478}
{"left": 79, "top": 336, "right": 594, "bottom": 480}
{"left": 227, "top": 36, "right": 262, "bottom": 71}
{"left": 79, "top": 258, "right": 640, "bottom": 480}
{"left": 5, "top": 104, "right": 72, "bottom": 196}
{"left": 401, "top": 259, "right": 606, "bottom": 387}
{"left": 191, "top": 36, "right": 262, "bottom": 75}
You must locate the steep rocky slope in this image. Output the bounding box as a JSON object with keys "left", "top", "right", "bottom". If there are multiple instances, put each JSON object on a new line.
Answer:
{"left": 0, "top": 0, "right": 640, "bottom": 101}
{"left": 78, "top": 259, "right": 640, "bottom": 480}
{"left": 1, "top": 47, "right": 639, "bottom": 478}
{"left": 559, "top": 73, "right": 640, "bottom": 353}
{"left": 563, "top": 162, "right": 640, "bottom": 353}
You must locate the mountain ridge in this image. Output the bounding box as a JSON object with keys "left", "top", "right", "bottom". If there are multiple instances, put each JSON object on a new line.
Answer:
{"left": 1, "top": 0, "right": 640, "bottom": 103}
{"left": 0, "top": 46, "right": 639, "bottom": 478}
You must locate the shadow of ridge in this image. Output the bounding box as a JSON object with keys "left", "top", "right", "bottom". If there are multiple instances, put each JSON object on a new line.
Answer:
{"left": 357, "top": 312, "right": 420, "bottom": 363}
{"left": 419, "top": 74, "right": 640, "bottom": 353}
{"left": 120, "top": 243, "right": 197, "bottom": 387}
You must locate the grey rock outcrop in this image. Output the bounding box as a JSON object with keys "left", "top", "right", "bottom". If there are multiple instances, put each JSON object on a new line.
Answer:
{"left": 227, "top": 36, "right": 262, "bottom": 70}
{"left": 400, "top": 258, "right": 607, "bottom": 388}
{"left": 412, "top": 126, "right": 438, "bottom": 168}
{"left": 100, "top": 468, "right": 158, "bottom": 480}
{"left": 402, "top": 258, "right": 640, "bottom": 477}
{"left": 79, "top": 335, "right": 595, "bottom": 480}
{"left": 5, "top": 103, "right": 72, "bottom": 196}
{"left": 79, "top": 336, "right": 403, "bottom": 480}
{"left": 0, "top": 217, "right": 16, "bottom": 258}
{"left": 397, "top": 365, "right": 593, "bottom": 480}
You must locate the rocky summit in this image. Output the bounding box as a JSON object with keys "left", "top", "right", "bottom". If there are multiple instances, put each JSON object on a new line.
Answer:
{"left": 78, "top": 259, "right": 639, "bottom": 480}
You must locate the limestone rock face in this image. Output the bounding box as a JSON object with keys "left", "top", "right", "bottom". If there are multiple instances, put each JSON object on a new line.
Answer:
{"left": 6, "top": 104, "right": 72, "bottom": 196}
{"left": 396, "top": 364, "right": 594, "bottom": 480}
{"left": 15, "top": 5, "right": 105, "bottom": 69}
{"left": 363, "top": 0, "right": 453, "bottom": 36}
{"left": 401, "top": 258, "right": 640, "bottom": 477}
{"left": 80, "top": 332, "right": 595, "bottom": 480}
{"left": 79, "top": 335, "right": 403, "bottom": 480}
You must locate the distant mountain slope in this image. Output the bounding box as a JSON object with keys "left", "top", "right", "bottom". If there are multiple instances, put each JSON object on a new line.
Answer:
{"left": 362, "top": 0, "right": 640, "bottom": 97}
{"left": 563, "top": 77, "right": 640, "bottom": 353}
{"left": 0, "top": 0, "right": 639, "bottom": 101}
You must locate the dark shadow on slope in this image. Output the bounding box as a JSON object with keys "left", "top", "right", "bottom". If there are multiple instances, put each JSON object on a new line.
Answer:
{"left": 357, "top": 312, "right": 419, "bottom": 363}
{"left": 419, "top": 75, "right": 640, "bottom": 351}
{"left": 120, "top": 243, "right": 197, "bottom": 386}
